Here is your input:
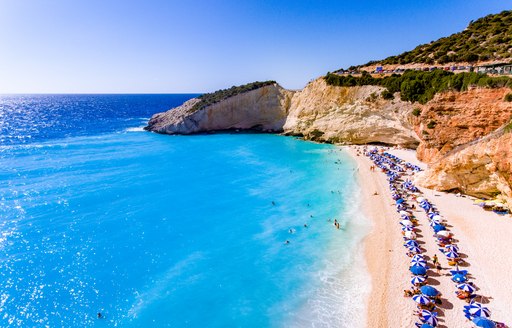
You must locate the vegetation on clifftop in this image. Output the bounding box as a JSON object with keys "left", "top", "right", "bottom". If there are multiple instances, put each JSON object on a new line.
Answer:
{"left": 361, "top": 10, "right": 512, "bottom": 66}
{"left": 192, "top": 81, "right": 276, "bottom": 112}
{"left": 325, "top": 70, "right": 512, "bottom": 104}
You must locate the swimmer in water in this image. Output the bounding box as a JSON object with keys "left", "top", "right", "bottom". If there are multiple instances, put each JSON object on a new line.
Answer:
{"left": 97, "top": 312, "right": 103, "bottom": 319}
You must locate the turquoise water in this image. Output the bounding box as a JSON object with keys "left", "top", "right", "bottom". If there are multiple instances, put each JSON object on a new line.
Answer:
{"left": 0, "top": 95, "right": 370, "bottom": 327}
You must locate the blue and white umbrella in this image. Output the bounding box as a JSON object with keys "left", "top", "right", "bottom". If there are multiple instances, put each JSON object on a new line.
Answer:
{"left": 412, "top": 294, "right": 431, "bottom": 305}
{"left": 401, "top": 219, "right": 413, "bottom": 226}
{"left": 472, "top": 317, "right": 495, "bottom": 328}
{"left": 402, "top": 225, "right": 414, "bottom": 231}
{"left": 429, "top": 220, "right": 441, "bottom": 227}
{"left": 431, "top": 214, "right": 443, "bottom": 221}
{"left": 412, "top": 254, "right": 424, "bottom": 261}
{"left": 411, "top": 276, "right": 426, "bottom": 285}
{"left": 404, "top": 240, "right": 419, "bottom": 247}
{"left": 409, "top": 246, "right": 422, "bottom": 253}
{"left": 445, "top": 250, "right": 459, "bottom": 258}
{"left": 468, "top": 303, "right": 491, "bottom": 318}
{"left": 457, "top": 283, "right": 476, "bottom": 293}
{"left": 411, "top": 258, "right": 427, "bottom": 267}
{"left": 445, "top": 244, "right": 459, "bottom": 252}
{"left": 420, "top": 310, "right": 438, "bottom": 326}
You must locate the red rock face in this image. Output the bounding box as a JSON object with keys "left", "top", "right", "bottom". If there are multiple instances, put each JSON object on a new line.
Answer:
{"left": 417, "top": 129, "right": 512, "bottom": 207}
{"left": 413, "top": 88, "right": 512, "bottom": 163}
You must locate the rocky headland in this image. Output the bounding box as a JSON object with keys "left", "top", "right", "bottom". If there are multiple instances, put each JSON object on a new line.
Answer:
{"left": 146, "top": 10, "right": 512, "bottom": 207}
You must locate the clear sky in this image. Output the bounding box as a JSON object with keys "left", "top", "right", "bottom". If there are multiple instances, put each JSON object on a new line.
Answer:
{"left": 0, "top": 0, "right": 510, "bottom": 93}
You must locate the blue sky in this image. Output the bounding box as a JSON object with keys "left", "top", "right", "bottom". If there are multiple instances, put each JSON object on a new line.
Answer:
{"left": 0, "top": 0, "right": 510, "bottom": 93}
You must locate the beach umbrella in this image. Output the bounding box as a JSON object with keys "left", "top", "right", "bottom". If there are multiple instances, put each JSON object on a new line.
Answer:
{"left": 452, "top": 273, "right": 467, "bottom": 283}
{"left": 427, "top": 212, "right": 438, "bottom": 219}
{"left": 420, "top": 324, "right": 434, "bottom": 328}
{"left": 399, "top": 210, "right": 410, "bottom": 216}
{"left": 445, "top": 244, "right": 459, "bottom": 252}
{"left": 411, "top": 276, "right": 426, "bottom": 285}
{"left": 437, "top": 230, "right": 451, "bottom": 237}
{"left": 412, "top": 294, "right": 431, "bottom": 305}
{"left": 429, "top": 220, "right": 441, "bottom": 227}
{"left": 431, "top": 215, "right": 443, "bottom": 221}
{"left": 408, "top": 246, "right": 422, "bottom": 253}
{"left": 411, "top": 258, "right": 427, "bottom": 267}
{"left": 412, "top": 254, "right": 425, "bottom": 261}
{"left": 417, "top": 197, "right": 426, "bottom": 203}
{"left": 404, "top": 231, "right": 417, "bottom": 239}
{"left": 420, "top": 286, "right": 439, "bottom": 297}
{"left": 396, "top": 198, "right": 405, "bottom": 204}
{"left": 457, "top": 283, "right": 476, "bottom": 293}
{"left": 400, "top": 219, "right": 413, "bottom": 226}
{"left": 445, "top": 250, "right": 459, "bottom": 258}
{"left": 468, "top": 303, "right": 491, "bottom": 318}
{"left": 410, "top": 265, "right": 427, "bottom": 275}
{"left": 404, "top": 239, "right": 419, "bottom": 247}
{"left": 421, "top": 313, "right": 438, "bottom": 326}
{"left": 402, "top": 225, "right": 414, "bottom": 231}
{"left": 420, "top": 310, "right": 436, "bottom": 317}
{"left": 472, "top": 317, "right": 495, "bottom": 328}
{"left": 433, "top": 224, "right": 446, "bottom": 232}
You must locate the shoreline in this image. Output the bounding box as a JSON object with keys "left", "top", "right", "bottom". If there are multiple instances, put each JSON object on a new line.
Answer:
{"left": 344, "top": 146, "right": 413, "bottom": 327}
{"left": 343, "top": 145, "right": 512, "bottom": 327}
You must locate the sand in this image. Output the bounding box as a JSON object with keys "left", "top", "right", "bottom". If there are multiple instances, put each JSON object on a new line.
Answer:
{"left": 344, "top": 146, "right": 512, "bottom": 328}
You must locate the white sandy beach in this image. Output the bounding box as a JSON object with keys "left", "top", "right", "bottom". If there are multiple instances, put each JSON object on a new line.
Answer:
{"left": 344, "top": 146, "right": 512, "bottom": 328}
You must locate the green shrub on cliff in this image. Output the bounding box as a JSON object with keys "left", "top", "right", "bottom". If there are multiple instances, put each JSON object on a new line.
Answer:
{"left": 192, "top": 81, "right": 276, "bottom": 112}
{"left": 358, "top": 10, "right": 512, "bottom": 66}
{"left": 324, "top": 71, "right": 512, "bottom": 104}
{"left": 505, "top": 93, "right": 512, "bottom": 102}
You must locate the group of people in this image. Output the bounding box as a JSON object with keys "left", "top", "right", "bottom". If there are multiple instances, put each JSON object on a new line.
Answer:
{"left": 365, "top": 147, "right": 504, "bottom": 328}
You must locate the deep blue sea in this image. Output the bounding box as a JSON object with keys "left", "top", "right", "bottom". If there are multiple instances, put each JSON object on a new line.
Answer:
{"left": 0, "top": 95, "right": 370, "bottom": 327}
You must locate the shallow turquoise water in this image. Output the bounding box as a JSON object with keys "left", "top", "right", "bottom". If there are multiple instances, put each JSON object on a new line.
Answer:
{"left": 1, "top": 95, "right": 370, "bottom": 327}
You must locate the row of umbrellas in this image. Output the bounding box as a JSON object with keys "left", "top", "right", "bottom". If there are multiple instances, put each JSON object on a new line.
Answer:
{"left": 374, "top": 150, "right": 498, "bottom": 328}
{"left": 416, "top": 185, "right": 496, "bottom": 327}
{"left": 368, "top": 151, "right": 441, "bottom": 327}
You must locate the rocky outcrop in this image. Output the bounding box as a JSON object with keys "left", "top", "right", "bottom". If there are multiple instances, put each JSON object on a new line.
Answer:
{"left": 413, "top": 88, "right": 512, "bottom": 163}
{"left": 146, "top": 78, "right": 420, "bottom": 148}
{"left": 146, "top": 84, "right": 293, "bottom": 134}
{"left": 283, "top": 79, "right": 419, "bottom": 147}
{"left": 416, "top": 122, "right": 512, "bottom": 207}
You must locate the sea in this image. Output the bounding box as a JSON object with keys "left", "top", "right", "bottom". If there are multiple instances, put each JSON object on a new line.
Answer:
{"left": 0, "top": 94, "right": 371, "bottom": 327}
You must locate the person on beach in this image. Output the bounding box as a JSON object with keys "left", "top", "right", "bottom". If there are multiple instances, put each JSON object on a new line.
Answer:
{"left": 433, "top": 254, "right": 438, "bottom": 266}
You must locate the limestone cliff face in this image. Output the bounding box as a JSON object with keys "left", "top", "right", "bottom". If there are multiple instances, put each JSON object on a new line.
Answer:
{"left": 146, "top": 78, "right": 420, "bottom": 148}
{"left": 146, "top": 84, "right": 293, "bottom": 134}
{"left": 413, "top": 88, "right": 512, "bottom": 163}
{"left": 283, "top": 79, "right": 419, "bottom": 147}
{"left": 416, "top": 123, "right": 512, "bottom": 207}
